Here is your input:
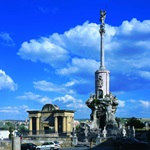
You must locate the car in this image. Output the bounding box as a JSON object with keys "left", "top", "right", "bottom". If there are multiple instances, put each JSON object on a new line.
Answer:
{"left": 54, "top": 141, "right": 61, "bottom": 148}
{"left": 36, "top": 141, "right": 61, "bottom": 150}
{"left": 114, "top": 137, "right": 149, "bottom": 150}
{"left": 21, "top": 143, "right": 37, "bottom": 150}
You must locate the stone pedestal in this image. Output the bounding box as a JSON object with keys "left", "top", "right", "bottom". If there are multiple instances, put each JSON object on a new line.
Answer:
{"left": 12, "top": 137, "right": 21, "bottom": 150}
{"left": 84, "top": 137, "right": 88, "bottom": 143}
{"left": 131, "top": 126, "right": 135, "bottom": 137}
{"left": 122, "top": 127, "right": 126, "bottom": 137}
{"left": 102, "top": 127, "right": 107, "bottom": 138}
{"left": 96, "top": 135, "right": 101, "bottom": 145}
{"left": 72, "top": 135, "right": 78, "bottom": 146}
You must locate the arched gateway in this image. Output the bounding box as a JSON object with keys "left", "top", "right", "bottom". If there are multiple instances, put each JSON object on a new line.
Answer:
{"left": 27, "top": 104, "right": 75, "bottom": 135}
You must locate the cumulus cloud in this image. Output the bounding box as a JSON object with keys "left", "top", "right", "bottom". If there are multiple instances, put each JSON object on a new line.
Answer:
{"left": 17, "top": 39, "right": 69, "bottom": 68}
{"left": 54, "top": 94, "right": 87, "bottom": 109}
{"left": 56, "top": 58, "right": 98, "bottom": 77}
{"left": 116, "top": 99, "right": 150, "bottom": 118}
{"left": 17, "top": 92, "right": 52, "bottom": 104}
{"left": 0, "top": 70, "right": 17, "bottom": 91}
{"left": 54, "top": 94, "right": 76, "bottom": 103}
{"left": 18, "top": 18, "right": 150, "bottom": 95}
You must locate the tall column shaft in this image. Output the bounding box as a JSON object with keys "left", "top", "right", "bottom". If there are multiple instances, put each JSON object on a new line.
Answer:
{"left": 36, "top": 117, "right": 40, "bottom": 135}
{"left": 54, "top": 117, "right": 58, "bottom": 133}
{"left": 63, "top": 117, "right": 66, "bottom": 133}
{"left": 29, "top": 117, "right": 32, "bottom": 135}
{"left": 100, "top": 33, "right": 105, "bottom": 69}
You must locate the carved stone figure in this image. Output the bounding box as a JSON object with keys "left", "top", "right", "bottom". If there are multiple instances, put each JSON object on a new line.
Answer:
{"left": 100, "top": 10, "right": 106, "bottom": 24}
{"left": 98, "top": 75, "right": 103, "bottom": 87}
{"left": 86, "top": 92, "right": 118, "bottom": 131}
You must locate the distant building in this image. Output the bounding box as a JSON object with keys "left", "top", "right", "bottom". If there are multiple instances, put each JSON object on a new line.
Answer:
{"left": 27, "top": 104, "right": 75, "bottom": 135}
{"left": 0, "top": 130, "right": 17, "bottom": 139}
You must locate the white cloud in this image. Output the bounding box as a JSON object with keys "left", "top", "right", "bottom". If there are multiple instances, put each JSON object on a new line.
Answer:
{"left": 118, "top": 100, "right": 125, "bottom": 107}
{"left": 54, "top": 94, "right": 87, "bottom": 109}
{"left": 64, "top": 21, "right": 99, "bottom": 48}
{"left": 0, "top": 32, "right": 15, "bottom": 46}
{"left": 33, "top": 79, "right": 85, "bottom": 94}
{"left": 140, "top": 100, "right": 150, "bottom": 108}
{"left": 54, "top": 94, "right": 76, "bottom": 103}
{"left": 17, "top": 39, "right": 69, "bottom": 68}
{"left": 129, "top": 100, "right": 136, "bottom": 103}
{"left": 116, "top": 99, "right": 150, "bottom": 118}
{"left": 17, "top": 92, "right": 52, "bottom": 104}
{"left": 66, "top": 102, "right": 86, "bottom": 109}
{"left": 138, "top": 71, "right": 150, "bottom": 80}
{"left": 117, "top": 18, "right": 150, "bottom": 35}
{"left": 18, "top": 19, "right": 150, "bottom": 74}
{"left": 0, "top": 70, "right": 17, "bottom": 91}
{"left": 0, "top": 105, "right": 29, "bottom": 114}
{"left": 18, "top": 18, "right": 150, "bottom": 96}
{"left": 33, "top": 80, "right": 67, "bottom": 93}
{"left": 65, "top": 79, "right": 82, "bottom": 87}
{"left": 57, "top": 58, "right": 99, "bottom": 76}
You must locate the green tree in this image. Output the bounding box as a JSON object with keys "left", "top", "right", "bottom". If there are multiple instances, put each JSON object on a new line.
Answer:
{"left": 115, "top": 117, "right": 121, "bottom": 126}
{"left": 126, "top": 117, "right": 145, "bottom": 129}
{"left": 18, "top": 124, "right": 28, "bottom": 135}
{"left": 0, "top": 121, "right": 14, "bottom": 130}
{"left": 9, "top": 127, "right": 14, "bottom": 140}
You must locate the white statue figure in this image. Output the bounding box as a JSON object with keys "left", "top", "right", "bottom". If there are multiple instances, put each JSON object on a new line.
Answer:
{"left": 122, "top": 126, "right": 126, "bottom": 137}
{"left": 102, "top": 126, "right": 107, "bottom": 138}
{"left": 100, "top": 10, "right": 106, "bottom": 24}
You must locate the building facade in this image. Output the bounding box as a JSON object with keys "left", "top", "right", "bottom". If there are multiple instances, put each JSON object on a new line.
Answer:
{"left": 27, "top": 104, "right": 75, "bottom": 135}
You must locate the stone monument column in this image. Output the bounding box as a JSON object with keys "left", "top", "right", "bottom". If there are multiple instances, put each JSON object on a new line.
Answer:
{"left": 85, "top": 10, "right": 118, "bottom": 135}
{"left": 95, "top": 10, "right": 110, "bottom": 98}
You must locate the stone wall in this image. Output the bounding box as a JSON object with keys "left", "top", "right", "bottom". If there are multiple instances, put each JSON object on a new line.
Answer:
{"left": 0, "top": 141, "right": 12, "bottom": 150}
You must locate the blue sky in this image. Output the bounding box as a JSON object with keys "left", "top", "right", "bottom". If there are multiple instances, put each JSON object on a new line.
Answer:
{"left": 0, "top": 0, "right": 150, "bottom": 120}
